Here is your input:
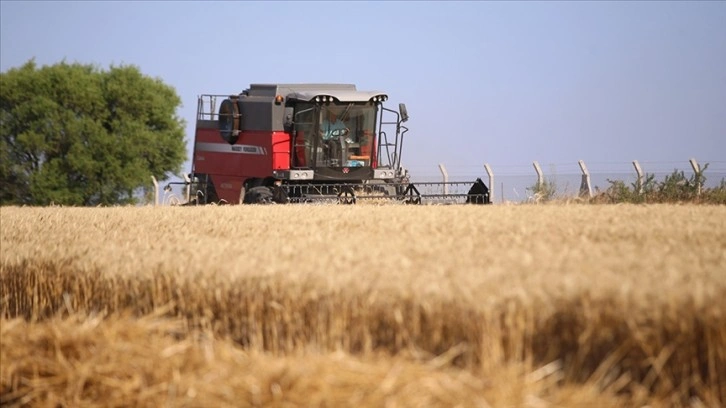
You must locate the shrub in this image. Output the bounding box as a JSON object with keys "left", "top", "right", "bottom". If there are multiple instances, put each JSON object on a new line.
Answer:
{"left": 593, "top": 163, "right": 725, "bottom": 204}
{"left": 527, "top": 179, "right": 557, "bottom": 203}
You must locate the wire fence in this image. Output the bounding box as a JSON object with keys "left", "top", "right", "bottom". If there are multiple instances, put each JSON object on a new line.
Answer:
{"left": 405, "top": 159, "right": 726, "bottom": 204}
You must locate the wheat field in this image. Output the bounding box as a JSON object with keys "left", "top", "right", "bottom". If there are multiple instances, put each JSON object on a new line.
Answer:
{"left": 1, "top": 204, "right": 725, "bottom": 407}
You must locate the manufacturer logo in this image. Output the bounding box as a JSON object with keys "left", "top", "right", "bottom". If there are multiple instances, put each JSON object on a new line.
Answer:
{"left": 342, "top": 168, "right": 350, "bottom": 174}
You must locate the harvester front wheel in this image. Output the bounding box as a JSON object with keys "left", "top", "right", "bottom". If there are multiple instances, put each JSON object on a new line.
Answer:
{"left": 243, "top": 186, "right": 273, "bottom": 204}
{"left": 243, "top": 186, "right": 289, "bottom": 204}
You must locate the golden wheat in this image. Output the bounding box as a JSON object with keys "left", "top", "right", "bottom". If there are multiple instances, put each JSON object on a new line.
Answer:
{"left": 1, "top": 204, "right": 725, "bottom": 407}
{"left": 3, "top": 312, "right": 632, "bottom": 407}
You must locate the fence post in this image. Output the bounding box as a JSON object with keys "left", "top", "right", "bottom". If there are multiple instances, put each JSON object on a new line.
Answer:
{"left": 438, "top": 163, "right": 449, "bottom": 195}
{"left": 632, "top": 160, "right": 644, "bottom": 195}
{"left": 151, "top": 175, "right": 159, "bottom": 207}
{"left": 689, "top": 158, "right": 702, "bottom": 196}
{"left": 578, "top": 160, "right": 593, "bottom": 198}
{"left": 533, "top": 161, "right": 544, "bottom": 191}
{"left": 484, "top": 163, "right": 494, "bottom": 203}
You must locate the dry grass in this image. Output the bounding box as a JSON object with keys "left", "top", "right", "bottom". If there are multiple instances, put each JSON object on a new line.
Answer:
{"left": 1, "top": 204, "right": 725, "bottom": 407}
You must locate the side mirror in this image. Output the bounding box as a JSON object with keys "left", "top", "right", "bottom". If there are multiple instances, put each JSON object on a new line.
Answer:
{"left": 399, "top": 103, "right": 409, "bottom": 123}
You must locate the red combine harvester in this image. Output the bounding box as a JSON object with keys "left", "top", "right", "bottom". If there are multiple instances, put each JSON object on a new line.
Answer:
{"left": 174, "top": 83, "right": 490, "bottom": 204}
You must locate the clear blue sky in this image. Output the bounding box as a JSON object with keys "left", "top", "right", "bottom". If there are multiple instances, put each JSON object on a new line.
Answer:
{"left": 2, "top": 1, "right": 725, "bottom": 187}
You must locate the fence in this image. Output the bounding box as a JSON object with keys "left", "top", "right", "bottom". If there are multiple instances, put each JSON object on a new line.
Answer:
{"left": 406, "top": 159, "right": 726, "bottom": 204}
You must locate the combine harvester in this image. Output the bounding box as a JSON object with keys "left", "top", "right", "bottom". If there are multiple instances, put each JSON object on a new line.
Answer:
{"left": 173, "top": 83, "right": 490, "bottom": 205}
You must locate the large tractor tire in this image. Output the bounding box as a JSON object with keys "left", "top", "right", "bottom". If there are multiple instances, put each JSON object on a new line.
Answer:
{"left": 243, "top": 186, "right": 273, "bottom": 204}
{"left": 243, "top": 186, "right": 289, "bottom": 204}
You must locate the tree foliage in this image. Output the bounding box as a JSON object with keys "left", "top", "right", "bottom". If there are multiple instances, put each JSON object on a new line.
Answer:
{"left": 0, "top": 60, "right": 186, "bottom": 206}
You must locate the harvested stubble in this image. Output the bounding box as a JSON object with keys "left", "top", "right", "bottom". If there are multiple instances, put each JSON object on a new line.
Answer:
{"left": 1, "top": 204, "right": 725, "bottom": 407}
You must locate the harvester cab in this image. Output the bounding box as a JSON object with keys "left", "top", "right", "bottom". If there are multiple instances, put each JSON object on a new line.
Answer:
{"left": 176, "top": 83, "right": 490, "bottom": 205}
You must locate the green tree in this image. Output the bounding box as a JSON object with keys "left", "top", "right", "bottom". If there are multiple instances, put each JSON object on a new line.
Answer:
{"left": 0, "top": 60, "right": 186, "bottom": 206}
